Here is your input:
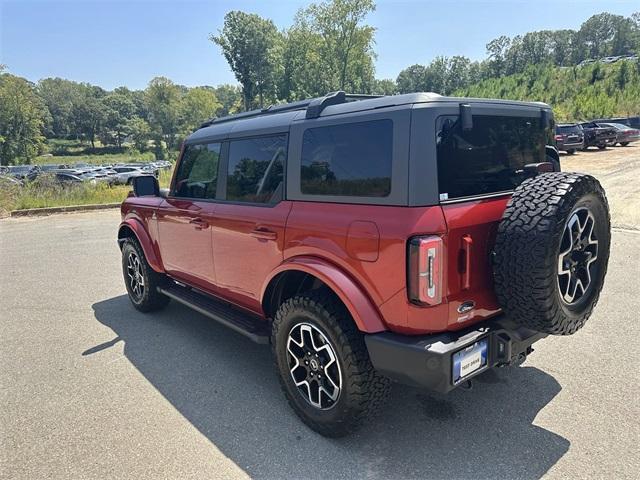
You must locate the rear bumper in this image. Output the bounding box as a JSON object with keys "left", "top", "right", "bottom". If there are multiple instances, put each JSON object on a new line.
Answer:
{"left": 558, "top": 140, "right": 583, "bottom": 150}
{"left": 365, "top": 316, "right": 546, "bottom": 393}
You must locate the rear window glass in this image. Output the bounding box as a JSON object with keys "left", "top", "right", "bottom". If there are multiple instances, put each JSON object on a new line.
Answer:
{"left": 436, "top": 114, "right": 548, "bottom": 200}
{"left": 557, "top": 125, "right": 582, "bottom": 134}
{"left": 300, "top": 120, "right": 393, "bottom": 197}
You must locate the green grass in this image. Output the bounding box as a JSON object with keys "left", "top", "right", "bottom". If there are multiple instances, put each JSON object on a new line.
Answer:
{"left": 35, "top": 151, "right": 156, "bottom": 166}
{"left": 1, "top": 141, "right": 176, "bottom": 215}
{"left": 0, "top": 175, "right": 131, "bottom": 213}
{"left": 34, "top": 139, "right": 158, "bottom": 166}
{"left": 0, "top": 167, "right": 175, "bottom": 216}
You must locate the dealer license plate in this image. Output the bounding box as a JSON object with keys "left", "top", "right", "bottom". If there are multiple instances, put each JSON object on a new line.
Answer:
{"left": 452, "top": 339, "right": 488, "bottom": 384}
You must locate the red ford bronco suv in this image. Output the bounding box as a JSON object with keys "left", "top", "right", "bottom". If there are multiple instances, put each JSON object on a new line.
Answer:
{"left": 118, "top": 92, "right": 610, "bottom": 437}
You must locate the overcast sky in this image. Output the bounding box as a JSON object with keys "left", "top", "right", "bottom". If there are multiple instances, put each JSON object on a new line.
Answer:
{"left": 1, "top": 0, "right": 637, "bottom": 90}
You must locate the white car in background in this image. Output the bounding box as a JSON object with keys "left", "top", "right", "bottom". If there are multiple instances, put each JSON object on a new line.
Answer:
{"left": 112, "top": 166, "right": 154, "bottom": 185}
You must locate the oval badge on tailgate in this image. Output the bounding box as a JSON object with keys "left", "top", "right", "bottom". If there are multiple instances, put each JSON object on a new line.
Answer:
{"left": 458, "top": 301, "right": 476, "bottom": 314}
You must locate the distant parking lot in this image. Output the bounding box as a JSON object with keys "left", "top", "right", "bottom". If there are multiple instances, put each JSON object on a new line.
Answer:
{"left": 560, "top": 145, "right": 640, "bottom": 229}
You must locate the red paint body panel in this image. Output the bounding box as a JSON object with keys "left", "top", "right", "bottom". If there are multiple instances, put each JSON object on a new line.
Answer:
{"left": 119, "top": 198, "right": 165, "bottom": 273}
{"left": 120, "top": 191, "right": 510, "bottom": 335}
{"left": 209, "top": 201, "right": 292, "bottom": 314}
{"left": 262, "top": 256, "right": 387, "bottom": 333}
{"left": 156, "top": 198, "right": 217, "bottom": 289}
{"left": 441, "top": 195, "right": 510, "bottom": 330}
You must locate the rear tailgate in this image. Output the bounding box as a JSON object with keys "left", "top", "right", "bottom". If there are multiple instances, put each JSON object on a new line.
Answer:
{"left": 435, "top": 104, "right": 553, "bottom": 330}
{"left": 442, "top": 197, "right": 506, "bottom": 329}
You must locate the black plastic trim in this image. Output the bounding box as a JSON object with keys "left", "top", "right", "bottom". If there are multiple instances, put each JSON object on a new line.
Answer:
{"left": 158, "top": 284, "right": 270, "bottom": 344}
{"left": 365, "top": 316, "right": 546, "bottom": 393}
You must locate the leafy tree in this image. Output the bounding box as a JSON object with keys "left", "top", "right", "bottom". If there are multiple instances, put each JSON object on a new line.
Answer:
{"left": 37, "top": 78, "right": 79, "bottom": 138}
{"left": 486, "top": 35, "right": 511, "bottom": 77}
{"left": 291, "top": 0, "right": 376, "bottom": 94}
{"left": 128, "top": 116, "right": 152, "bottom": 152}
{"left": 371, "top": 78, "right": 396, "bottom": 95}
{"left": 458, "top": 59, "right": 640, "bottom": 122}
{"left": 0, "top": 74, "right": 49, "bottom": 165}
{"left": 180, "top": 87, "right": 221, "bottom": 133}
{"left": 211, "top": 11, "right": 283, "bottom": 109}
{"left": 396, "top": 64, "right": 429, "bottom": 93}
{"left": 213, "top": 84, "right": 243, "bottom": 116}
{"left": 101, "top": 92, "right": 136, "bottom": 147}
{"left": 71, "top": 84, "right": 106, "bottom": 148}
{"left": 145, "top": 76, "right": 182, "bottom": 149}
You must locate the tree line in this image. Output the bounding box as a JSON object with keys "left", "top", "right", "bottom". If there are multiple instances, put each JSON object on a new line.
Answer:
{"left": 1, "top": 0, "right": 639, "bottom": 166}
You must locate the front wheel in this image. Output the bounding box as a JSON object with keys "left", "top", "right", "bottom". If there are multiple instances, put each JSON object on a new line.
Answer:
{"left": 620, "top": 142, "right": 630, "bottom": 147}
{"left": 566, "top": 149, "right": 576, "bottom": 155}
{"left": 272, "top": 291, "right": 390, "bottom": 437}
{"left": 597, "top": 144, "right": 607, "bottom": 150}
{"left": 121, "top": 238, "right": 170, "bottom": 312}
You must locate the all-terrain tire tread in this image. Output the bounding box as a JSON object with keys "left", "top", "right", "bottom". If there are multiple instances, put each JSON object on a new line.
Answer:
{"left": 271, "top": 290, "right": 390, "bottom": 437}
{"left": 493, "top": 172, "right": 610, "bottom": 335}
{"left": 122, "top": 237, "right": 170, "bottom": 312}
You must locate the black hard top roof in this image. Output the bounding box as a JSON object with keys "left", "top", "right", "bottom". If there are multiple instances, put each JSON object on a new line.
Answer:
{"left": 187, "top": 91, "right": 551, "bottom": 144}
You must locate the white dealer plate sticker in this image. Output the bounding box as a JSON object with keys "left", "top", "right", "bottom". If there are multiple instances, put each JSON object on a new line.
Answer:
{"left": 452, "top": 339, "right": 488, "bottom": 383}
{"left": 460, "top": 351, "right": 482, "bottom": 377}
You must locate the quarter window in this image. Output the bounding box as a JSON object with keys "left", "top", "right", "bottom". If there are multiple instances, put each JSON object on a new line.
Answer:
{"left": 300, "top": 120, "right": 393, "bottom": 197}
{"left": 173, "top": 143, "right": 221, "bottom": 199}
{"left": 226, "top": 135, "right": 286, "bottom": 204}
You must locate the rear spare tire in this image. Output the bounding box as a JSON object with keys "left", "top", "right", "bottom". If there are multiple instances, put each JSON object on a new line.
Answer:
{"left": 493, "top": 172, "right": 610, "bottom": 335}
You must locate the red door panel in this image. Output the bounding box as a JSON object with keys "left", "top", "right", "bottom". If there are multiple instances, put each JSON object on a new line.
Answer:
{"left": 156, "top": 198, "right": 217, "bottom": 290}
{"left": 210, "top": 201, "right": 293, "bottom": 312}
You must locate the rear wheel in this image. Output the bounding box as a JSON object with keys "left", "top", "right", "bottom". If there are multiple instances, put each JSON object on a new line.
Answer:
{"left": 272, "top": 291, "right": 390, "bottom": 437}
{"left": 597, "top": 144, "right": 607, "bottom": 150}
{"left": 493, "top": 172, "right": 610, "bottom": 335}
{"left": 566, "top": 149, "right": 576, "bottom": 155}
{"left": 121, "top": 238, "right": 170, "bottom": 312}
{"left": 620, "top": 142, "right": 630, "bottom": 147}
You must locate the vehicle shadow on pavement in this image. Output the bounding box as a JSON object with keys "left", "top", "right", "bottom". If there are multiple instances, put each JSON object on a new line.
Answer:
{"left": 91, "top": 296, "right": 569, "bottom": 480}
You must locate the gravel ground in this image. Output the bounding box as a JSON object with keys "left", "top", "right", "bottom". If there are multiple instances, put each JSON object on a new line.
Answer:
{"left": 1, "top": 145, "right": 639, "bottom": 479}
{"left": 560, "top": 144, "right": 640, "bottom": 230}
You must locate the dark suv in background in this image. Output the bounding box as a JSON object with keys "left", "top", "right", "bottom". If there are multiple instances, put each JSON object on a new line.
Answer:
{"left": 555, "top": 123, "right": 584, "bottom": 154}
{"left": 579, "top": 121, "right": 617, "bottom": 149}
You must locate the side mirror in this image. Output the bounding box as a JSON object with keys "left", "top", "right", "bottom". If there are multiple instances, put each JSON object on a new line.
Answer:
{"left": 132, "top": 175, "right": 159, "bottom": 197}
{"left": 460, "top": 104, "right": 473, "bottom": 131}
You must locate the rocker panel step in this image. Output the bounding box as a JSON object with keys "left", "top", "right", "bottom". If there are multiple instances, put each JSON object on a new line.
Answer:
{"left": 158, "top": 283, "right": 270, "bottom": 344}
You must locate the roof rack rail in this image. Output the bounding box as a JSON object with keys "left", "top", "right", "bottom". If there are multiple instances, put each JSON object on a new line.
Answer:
{"left": 198, "top": 91, "right": 385, "bottom": 129}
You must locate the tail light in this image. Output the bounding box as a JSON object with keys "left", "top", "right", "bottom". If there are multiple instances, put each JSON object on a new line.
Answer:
{"left": 554, "top": 134, "right": 564, "bottom": 141}
{"left": 408, "top": 236, "right": 443, "bottom": 305}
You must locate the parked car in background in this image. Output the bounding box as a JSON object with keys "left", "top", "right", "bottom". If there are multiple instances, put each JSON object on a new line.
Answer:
{"left": 593, "top": 116, "right": 640, "bottom": 129}
{"left": 112, "top": 166, "right": 154, "bottom": 185}
{"left": 595, "top": 122, "right": 640, "bottom": 146}
{"left": 0, "top": 175, "right": 23, "bottom": 187}
{"left": 579, "top": 121, "right": 617, "bottom": 149}
{"left": 55, "top": 172, "right": 88, "bottom": 184}
{"left": 555, "top": 123, "right": 584, "bottom": 154}
{"left": 7, "top": 165, "right": 40, "bottom": 181}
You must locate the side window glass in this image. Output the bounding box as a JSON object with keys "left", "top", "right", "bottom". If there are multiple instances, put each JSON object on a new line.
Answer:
{"left": 226, "top": 135, "right": 286, "bottom": 203}
{"left": 300, "top": 120, "right": 393, "bottom": 197}
{"left": 172, "top": 143, "right": 221, "bottom": 199}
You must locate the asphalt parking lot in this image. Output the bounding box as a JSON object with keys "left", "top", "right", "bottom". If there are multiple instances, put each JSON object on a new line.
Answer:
{"left": 1, "top": 148, "right": 639, "bottom": 479}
